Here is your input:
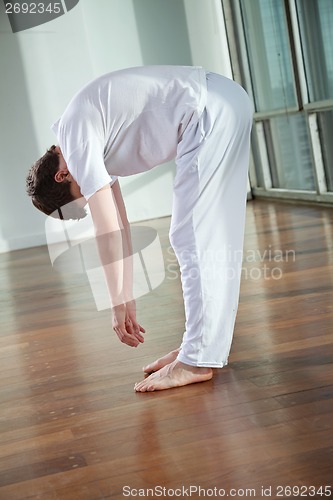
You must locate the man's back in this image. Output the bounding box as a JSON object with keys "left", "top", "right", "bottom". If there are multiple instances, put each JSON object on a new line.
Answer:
{"left": 51, "top": 66, "right": 207, "bottom": 199}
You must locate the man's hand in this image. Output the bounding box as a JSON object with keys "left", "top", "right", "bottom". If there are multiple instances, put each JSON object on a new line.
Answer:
{"left": 112, "top": 302, "right": 145, "bottom": 347}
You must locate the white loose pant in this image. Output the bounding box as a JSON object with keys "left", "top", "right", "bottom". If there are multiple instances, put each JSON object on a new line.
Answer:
{"left": 170, "top": 72, "right": 253, "bottom": 368}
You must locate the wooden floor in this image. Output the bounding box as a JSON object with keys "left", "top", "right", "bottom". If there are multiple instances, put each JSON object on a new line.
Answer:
{"left": 0, "top": 199, "right": 332, "bottom": 500}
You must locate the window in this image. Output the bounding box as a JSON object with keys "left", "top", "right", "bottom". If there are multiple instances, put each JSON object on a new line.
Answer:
{"left": 296, "top": 0, "right": 333, "bottom": 102}
{"left": 227, "top": 0, "right": 333, "bottom": 201}
{"left": 240, "top": 0, "right": 297, "bottom": 112}
{"left": 269, "top": 114, "right": 315, "bottom": 190}
{"left": 318, "top": 110, "right": 333, "bottom": 191}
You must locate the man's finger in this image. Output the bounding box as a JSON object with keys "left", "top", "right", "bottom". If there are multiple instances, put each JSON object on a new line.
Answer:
{"left": 125, "top": 320, "right": 135, "bottom": 335}
{"left": 130, "top": 321, "right": 145, "bottom": 342}
{"left": 133, "top": 330, "right": 145, "bottom": 343}
{"left": 130, "top": 320, "right": 145, "bottom": 335}
{"left": 114, "top": 326, "right": 140, "bottom": 347}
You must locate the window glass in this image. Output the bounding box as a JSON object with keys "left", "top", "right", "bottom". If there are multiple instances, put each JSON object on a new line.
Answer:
{"left": 240, "top": 0, "right": 297, "bottom": 112}
{"left": 270, "top": 114, "right": 315, "bottom": 190}
{"left": 296, "top": 0, "right": 333, "bottom": 101}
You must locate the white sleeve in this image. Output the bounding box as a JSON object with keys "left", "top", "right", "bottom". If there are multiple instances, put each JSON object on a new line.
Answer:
{"left": 52, "top": 116, "right": 113, "bottom": 200}
{"left": 65, "top": 141, "right": 112, "bottom": 200}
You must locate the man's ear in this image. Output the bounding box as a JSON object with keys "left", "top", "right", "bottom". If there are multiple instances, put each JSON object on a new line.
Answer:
{"left": 54, "top": 168, "right": 69, "bottom": 183}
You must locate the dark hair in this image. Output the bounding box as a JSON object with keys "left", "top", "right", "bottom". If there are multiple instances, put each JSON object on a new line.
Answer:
{"left": 26, "top": 145, "right": 86, "bottom": 220}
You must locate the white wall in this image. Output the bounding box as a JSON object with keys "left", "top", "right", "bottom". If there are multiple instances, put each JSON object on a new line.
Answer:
{"left": 183, "top": 0, "right": 233, "bottom": 78}
{"left": 183, "top": 0, "right": 252, "bottom": 197}
{"left": 0, "top": 0, "right": 192, "bottom": 252}
{"left": 79, "top": 0, "right": 192, "bottom": 224}
{"left": 0, "top": 0, "right": 93, "bottom": 252}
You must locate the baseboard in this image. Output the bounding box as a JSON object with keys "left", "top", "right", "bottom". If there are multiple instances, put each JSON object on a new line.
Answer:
{"left": 0, "top": 233, "right": 47, "bottom": 253}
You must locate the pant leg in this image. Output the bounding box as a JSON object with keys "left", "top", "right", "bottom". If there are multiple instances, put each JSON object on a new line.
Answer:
{"left": 169, "top": 72, "right": 253, "bottom": 368}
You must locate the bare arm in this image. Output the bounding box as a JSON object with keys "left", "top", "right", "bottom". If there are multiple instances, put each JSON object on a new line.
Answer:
{"left": 111, "top": 180, "right": 144, "bottom": 338}
{"left": 88, "top": 183, "right": 145, "bottom": 347}
{"left": 111, "top": 180, "right": 133, "bottom": 302}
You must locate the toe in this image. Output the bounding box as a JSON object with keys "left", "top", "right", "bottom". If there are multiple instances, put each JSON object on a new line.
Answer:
{"left": 134, "top": 379, "right": 149, "bottom": 392}
{"left": 136, "top": 384, "right": 148, "bottom": 392}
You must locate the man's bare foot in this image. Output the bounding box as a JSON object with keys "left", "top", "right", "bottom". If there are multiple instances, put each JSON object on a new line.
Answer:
{"left": 143, "top": 348, "right": 180, "bottom": 374}
{"left": 135, "top": 359, "right": 213, "bottom": 392}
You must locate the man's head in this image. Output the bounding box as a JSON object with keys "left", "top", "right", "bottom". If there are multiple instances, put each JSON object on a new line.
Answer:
{"left": 26, "top": 145, "right": 86, "bottom": 220}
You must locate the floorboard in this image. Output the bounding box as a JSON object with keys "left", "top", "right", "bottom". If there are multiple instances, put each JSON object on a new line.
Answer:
{"left": 0, "top": 199, "right": 332, "bottom": 499}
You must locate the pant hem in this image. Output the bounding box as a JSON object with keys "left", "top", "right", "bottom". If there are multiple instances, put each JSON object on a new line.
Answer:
{"left": 177, "top": 353, "right": 228, "bottom": 369}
